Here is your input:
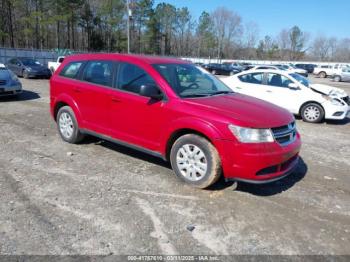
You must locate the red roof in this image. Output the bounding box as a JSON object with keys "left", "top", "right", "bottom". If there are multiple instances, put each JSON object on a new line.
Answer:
{"left": 65, "top": 53, "right": 190, "bottom": 65}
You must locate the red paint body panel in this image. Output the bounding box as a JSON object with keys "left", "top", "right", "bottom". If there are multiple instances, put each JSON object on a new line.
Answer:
{"left": 50, "top": 53, "right": 302, "bottom": 182}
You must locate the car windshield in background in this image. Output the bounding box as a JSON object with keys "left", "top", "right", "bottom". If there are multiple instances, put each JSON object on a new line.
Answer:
{"left": 290, "top": 73, "right": 309, "bottom": 87}
{"left": 21, "top": 59, "right": 41, "bottom": 66}
{"left": 153, "top": 63, "right": 233, "bottom": 98}
{"left": 0, "top": 69, "right": 9, "bottom": 79}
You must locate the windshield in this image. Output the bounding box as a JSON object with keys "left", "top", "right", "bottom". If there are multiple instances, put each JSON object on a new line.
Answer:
{"left": 0, "top": 69, "right": 10, "bottom": 79}
{"left": 153, "top": 63, "right": 233, "bottom": 98}
{"left": 290, "top": 73, "right": 309, "bottom": 87}
{"left": 21, "top": 58, "right": 41, "bottom": 66}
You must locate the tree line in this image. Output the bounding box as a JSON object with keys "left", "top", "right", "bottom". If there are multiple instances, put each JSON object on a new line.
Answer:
{"left": 1, "top": 0, "right": 349, "bottom": 62}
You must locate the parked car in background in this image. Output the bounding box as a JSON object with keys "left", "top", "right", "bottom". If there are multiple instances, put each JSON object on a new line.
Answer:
{"left": 0, "top": 63, "right": 22, "bottom": 97}
{"left": 313, "top": 64, "right": 347, "bottom": 78}
{"left": 273, "top": 64, "right": 308, "bottom": 77}
{"left": 244, "top": 65, "right": 280, "bottom": 71}
{"left": 222, "top": 69, "right": 350, "bottom": 123}
{"left": 6, "top": 57, "right": 52, "bottom": 79}
{"left": 48, "top": 56, "right": 65, "bottom": 73}
{"left": 332, "top": 67, "right": 350, "bottom": 82}
{"left": 294, "top": 63, "right": 317, "bottom": 73}
{"left": 222, "top": 62, "right": 244, "bottom": 71}
{"left": 203, "top": 63, "right": 241, "bottom": 75}
{"left": 50, "top": 53, "right": 301, "bottom": 188}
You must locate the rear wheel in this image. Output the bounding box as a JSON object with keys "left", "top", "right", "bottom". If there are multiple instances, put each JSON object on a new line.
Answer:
{"left": 334, "top": 75, "right": 341, "bottom": 82}
{"left": 57, "top": 106, "right": 85, "bottom": 143}
{"left": 301, "top": 103, "right": 324, "bottom": 123}
{"left": 212, "top": 70, "right": 217, "bottom": 75}
{"left": 318, "top": 71, "right": 326, "bottom": 78}
{"left": 170, "top": 134, "right": 222, "bottom": 189}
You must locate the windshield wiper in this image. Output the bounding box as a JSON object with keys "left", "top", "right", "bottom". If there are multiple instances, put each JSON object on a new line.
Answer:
{"left": 208, "top": 91, "right": 234, "bottom": 96}
{"left": 181, "top": 93, "right": 212, "bottom": 98}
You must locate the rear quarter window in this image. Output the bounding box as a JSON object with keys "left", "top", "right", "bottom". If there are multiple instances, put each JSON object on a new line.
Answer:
{"left": 59, "top": 62, "right": 83, "bottom": 79}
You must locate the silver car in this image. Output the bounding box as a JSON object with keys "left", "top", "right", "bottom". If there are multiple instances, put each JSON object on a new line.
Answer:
{"left": 333, "top": 67, "right": 350, "bottom": 82}
{"left": 0, "top": 64, "right": 22, "bottom": 97}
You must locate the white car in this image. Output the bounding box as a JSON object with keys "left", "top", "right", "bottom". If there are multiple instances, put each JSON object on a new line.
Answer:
{"left": 221, "top": 69, "right": 350, "bottom": 123}
{"left": 273, "top": 64, "right": 308, "bottom": 77}
{"left": 313, "top": 64, "right": 348, "bottom": 78}
{"left": 247, "top": 64, "right": 308, "bottom": 77}
{"left": 48, "top": 56, "right": 65, "bottom": 73}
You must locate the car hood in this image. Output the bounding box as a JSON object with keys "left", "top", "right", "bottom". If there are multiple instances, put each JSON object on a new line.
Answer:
{"left": 26, "top": 65, "right": 48, "bottom": 71}
{"left": 310, "top": 84, "right": 348, "bottom": 98}
{"left": 184, "top": 94, "right": 294, "bottom": 128}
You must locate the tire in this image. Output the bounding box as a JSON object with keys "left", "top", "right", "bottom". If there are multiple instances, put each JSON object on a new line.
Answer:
{"left": 170, "top": 134, "right": 222, "bottom": 189}
{"left": 301, "top": 103, "right": 325, "bottom": 123}
{"left": 56, "top": 106, "right": 85, "bottom": 144}
{"left": 318, "top": 71, "right": 326, "bottom": 78}
{"left": 334, "top": 75, "right": 341, "bottom": 82}
{"left": 23, "top": 70, "right": 29, "bottom": 79}
{"left": 212, "top": 70, "right": 216, "bottom": 75}
{"left": 229, "top": 71, "right": 234, "bottom": 76}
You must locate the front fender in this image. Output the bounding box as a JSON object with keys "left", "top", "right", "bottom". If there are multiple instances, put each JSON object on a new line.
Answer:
{"left": 159, "top": 116, "right": 226, "bottom": 155}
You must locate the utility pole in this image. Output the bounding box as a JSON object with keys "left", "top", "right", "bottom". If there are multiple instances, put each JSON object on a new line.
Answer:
{"left": 126, "top": 0, "right": 132, "bottom": 54}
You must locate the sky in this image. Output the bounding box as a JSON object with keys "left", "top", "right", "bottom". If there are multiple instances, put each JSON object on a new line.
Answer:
{"left": 154, "top": 0, "right": 350, "bottom": 39}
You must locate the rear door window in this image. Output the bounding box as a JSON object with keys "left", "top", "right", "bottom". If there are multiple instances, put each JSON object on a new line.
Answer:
{"left": 60, "top": 62, "right": 83, "bottom": 79}
{"left": 82, "top": 61, "right": 113, "bottom": 87}
{"left": 267, "top": 73, "right": 293, "bottom": 88}
{"left": 238, "top": 73, "right": 264, "bottom": 84}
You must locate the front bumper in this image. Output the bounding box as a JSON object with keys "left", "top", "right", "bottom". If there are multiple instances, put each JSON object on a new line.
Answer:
{"left": 214, "top": 133, "right": 302, "bottom": 183}
{"left": 0, "top": 84, "right": 22, "bottom": 96}
{"left": 323, "top": 101, "right": 350, "bottom": 120}
{"left": 27, "top": 71, "right": 51, "bottom": 78}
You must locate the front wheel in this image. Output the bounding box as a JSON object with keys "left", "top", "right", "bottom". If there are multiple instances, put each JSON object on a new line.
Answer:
{"left": 170, "top": 134, "right": 222, "bottom": 189}
{"left": 301, "top": 103, "right": 324, "bottom": 123}
{"left": 23, "top": 70, "right": 29, "bottom": 79}
{"left": 334, "top": 75, "right": 341, "bottom": 82}
{"left": 211, "top": 70, "right": 217, "bottom": 75}
{"left": 57, "top": 106, "right": 85, "bottom": 143}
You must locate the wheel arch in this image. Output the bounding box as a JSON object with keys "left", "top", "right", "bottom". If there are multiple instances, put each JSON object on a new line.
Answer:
{"left": 299, "top": 100, "right": 325, "bottom": 116}
{"left": 165, "top": 128, "right": 213, "bottom": 161}
{"left": 52, "top": 95, "right": 83, "bottom": 125}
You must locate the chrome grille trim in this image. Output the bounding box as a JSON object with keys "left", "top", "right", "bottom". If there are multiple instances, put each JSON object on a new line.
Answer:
{"left": 271, "top": 121, "right": 296, "bottom": 146}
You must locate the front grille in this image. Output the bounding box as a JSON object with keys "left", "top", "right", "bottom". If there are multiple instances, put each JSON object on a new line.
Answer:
{"left": 0, "top": 80, "right": 7, "bottom": 85}
{"left": 271, "top": 121, "right": 296, "bottom": 146}
{"left": 343, "top": 96, "right": 350, "bottom": 105}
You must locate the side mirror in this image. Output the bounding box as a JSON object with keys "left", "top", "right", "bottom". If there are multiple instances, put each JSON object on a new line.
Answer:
{"left": 288, "top": 83, "right": 300, "bottom": 90}
{"left": 139, "top": 84, "right": 163, "bottom": 100}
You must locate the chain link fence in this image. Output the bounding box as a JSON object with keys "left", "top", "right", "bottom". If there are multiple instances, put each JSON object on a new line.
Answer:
{"left": 0, "top": 47, "right": 60, "bottom": 66}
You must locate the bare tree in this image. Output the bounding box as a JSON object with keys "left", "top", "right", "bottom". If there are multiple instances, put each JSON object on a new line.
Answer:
{"left": 211, "top": 7, "right": 242, "bottom": 59}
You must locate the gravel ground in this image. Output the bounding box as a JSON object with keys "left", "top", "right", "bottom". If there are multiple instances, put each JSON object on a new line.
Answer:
{"left": 0, "top": 76, "right": 349, "bottom": 256}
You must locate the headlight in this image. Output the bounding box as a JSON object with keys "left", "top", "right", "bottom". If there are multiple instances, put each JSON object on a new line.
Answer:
{"left": 322, "top": 95, "right": 344, "bottom": 106}
{"left": 25, "top": 67, "right": 32, "bottom": 72}
{"left": 228, "top": 124, "right": 274, "bottom": 143}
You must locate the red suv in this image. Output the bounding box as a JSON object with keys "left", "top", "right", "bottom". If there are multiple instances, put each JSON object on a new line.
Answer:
{"left": 50, "top": 54, "right": 301, "bottom": 189}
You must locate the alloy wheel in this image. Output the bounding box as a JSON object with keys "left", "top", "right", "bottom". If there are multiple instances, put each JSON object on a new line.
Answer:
{"left": 59, "top": 112, "right": 74, "bottom": 139}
